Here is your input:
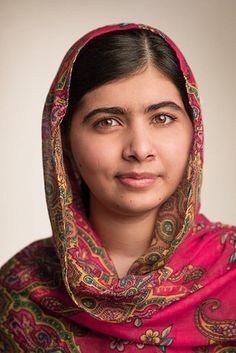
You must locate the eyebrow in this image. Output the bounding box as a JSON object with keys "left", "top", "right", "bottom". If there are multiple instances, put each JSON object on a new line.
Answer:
{"left": 82, "top": 101, "right": 183, "bottom": 122}
{"left": 83, "top": 107, "right": 127, "bottom": 122}
{"left": 144, "top": 101, "right": 183, "bottom": 113}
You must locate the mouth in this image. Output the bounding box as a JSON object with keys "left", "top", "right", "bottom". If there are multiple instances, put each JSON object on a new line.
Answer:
{"left": 116, "top": 172, "right": 158, "bottom": 188}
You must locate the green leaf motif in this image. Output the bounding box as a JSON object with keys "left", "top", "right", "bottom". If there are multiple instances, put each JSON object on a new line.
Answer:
{"left": 161, "top": 325, "right": 172, "bottom": 338}
{"left": 161, "top": 337, "right": 174, "bottom": 346}
{"left": 134, "top": 317, "right": 142, "bottom": 327}
{"left": 229, "top": 251, "right": 236, "bottom": 264}
{"left": 159, "top": 345, "right": 166, "bottom": 353}
{"left": 221, "top": 232, "right": 229, "bottom": 244}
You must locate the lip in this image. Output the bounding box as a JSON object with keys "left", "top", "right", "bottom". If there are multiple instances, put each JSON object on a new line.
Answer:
{"left": 116, "top": 172, "right": 158, "bottom": 188}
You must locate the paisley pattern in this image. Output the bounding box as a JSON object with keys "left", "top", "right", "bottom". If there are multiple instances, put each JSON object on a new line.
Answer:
{"left": 0, "top": 23, "right": 236, "bottom": 352}
{"left": 195, "top": 299, "right": 236, "bottom": 343}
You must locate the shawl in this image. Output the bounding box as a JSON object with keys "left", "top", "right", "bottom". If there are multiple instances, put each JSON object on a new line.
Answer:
{"left": 1, "top": 23, "right": 236, "bottom": 353}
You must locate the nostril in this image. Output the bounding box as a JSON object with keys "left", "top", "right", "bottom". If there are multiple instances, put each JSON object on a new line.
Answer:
{"left": 122, "top": 133, "right": 156, "bottom": 162}
{"left": 127, "top": 154, "right": 139, "bottom": 161}
{"left": 124, "top": 151, "right": 156, "bottom": 162}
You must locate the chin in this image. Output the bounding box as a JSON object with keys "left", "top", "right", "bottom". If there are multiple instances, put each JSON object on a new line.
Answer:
{"left": 111, "top": 198, "right": 162, "bottom": 217}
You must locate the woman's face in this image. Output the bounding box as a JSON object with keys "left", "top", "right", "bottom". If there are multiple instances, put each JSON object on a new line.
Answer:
{"left": 69, "top": 65, "right": 193, "bottom": 217}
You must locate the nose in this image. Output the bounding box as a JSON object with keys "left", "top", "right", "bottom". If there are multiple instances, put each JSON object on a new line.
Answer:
{"left": 122, "top": 125, "right": 156, "bottom": 162}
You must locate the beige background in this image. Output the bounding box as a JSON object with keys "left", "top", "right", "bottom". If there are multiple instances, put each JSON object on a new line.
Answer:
{"left": 0, "top": 0, "right": 235, "bottom": 266}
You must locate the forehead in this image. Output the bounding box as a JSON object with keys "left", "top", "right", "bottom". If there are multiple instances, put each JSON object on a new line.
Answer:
{"left": 79, "top": 65, "right": 184, "bottom": 111}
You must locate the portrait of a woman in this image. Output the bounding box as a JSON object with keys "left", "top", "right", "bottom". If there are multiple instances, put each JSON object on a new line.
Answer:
{"left": 0, "top": 21, "right": 235, "bottom": 353}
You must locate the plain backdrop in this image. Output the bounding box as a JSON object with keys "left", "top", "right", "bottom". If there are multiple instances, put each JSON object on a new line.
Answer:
{"left": 1, "top": 0, "right": 236, "bottom": 266}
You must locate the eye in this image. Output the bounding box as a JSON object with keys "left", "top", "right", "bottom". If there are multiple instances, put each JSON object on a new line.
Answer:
{"left": 94, "top": 117, "right": 120, "bottom": 128}
{"left": 152, "top": 114, "right": 175, "bottom": 125}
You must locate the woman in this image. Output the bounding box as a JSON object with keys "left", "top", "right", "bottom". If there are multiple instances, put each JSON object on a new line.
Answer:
{"left": 0, "top": 23, "right": 236, "bottom": 352}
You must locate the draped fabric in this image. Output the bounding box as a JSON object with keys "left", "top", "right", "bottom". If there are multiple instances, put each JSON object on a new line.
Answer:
{"left": 1, "top": 23, "right": 236, "bottom": 353}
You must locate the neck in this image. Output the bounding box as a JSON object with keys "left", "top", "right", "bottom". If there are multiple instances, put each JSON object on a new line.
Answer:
{"left": 90, "top": 197, "right": 158, "bottom": 278}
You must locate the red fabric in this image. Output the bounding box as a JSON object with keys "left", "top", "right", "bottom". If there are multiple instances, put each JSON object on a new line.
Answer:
{"left": 0, "top": 23, "right": 236, "bottom": 353}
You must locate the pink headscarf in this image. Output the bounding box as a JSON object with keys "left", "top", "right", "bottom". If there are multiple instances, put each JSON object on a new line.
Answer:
{"left": 0, "top": 23, "right": 236, "bottom": 353}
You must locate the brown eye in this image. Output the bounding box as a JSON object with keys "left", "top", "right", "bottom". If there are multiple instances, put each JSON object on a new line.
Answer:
{"left": 95, "top": 118, "right": 120, "bottom": 128}
{"left": 153, "top": 114, "right": 175, "bottom": 125}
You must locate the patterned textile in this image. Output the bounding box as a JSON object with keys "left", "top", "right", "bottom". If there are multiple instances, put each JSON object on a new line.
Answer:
{"left": 1, "top": 23, "right": 236, "bottom": 353}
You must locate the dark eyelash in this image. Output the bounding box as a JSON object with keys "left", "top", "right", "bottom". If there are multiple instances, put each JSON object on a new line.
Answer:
{"left": 93, "top": 117, "right": 120, "bottom": 128}
{"left": 153, "top": 113, "right": 177, "bottom": 124}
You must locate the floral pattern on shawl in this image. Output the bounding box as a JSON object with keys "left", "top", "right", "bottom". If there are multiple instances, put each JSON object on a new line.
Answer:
{"left": 41, "top": 22, "right": 203, "bottom": 323}
{"left": 0, "top": 23, "right": 236, "bottom": 352}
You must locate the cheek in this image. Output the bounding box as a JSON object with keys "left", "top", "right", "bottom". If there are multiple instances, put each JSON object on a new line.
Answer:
{"left": 71, "top": 139, "right": 115, "bottom": 177}
{"left": 160, "top": 130, "right": 192, "bottom": 178}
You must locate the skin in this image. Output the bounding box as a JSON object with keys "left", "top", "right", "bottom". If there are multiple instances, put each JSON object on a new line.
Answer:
{"left": 69, "top": 65, "right": 193, "bottom": 277}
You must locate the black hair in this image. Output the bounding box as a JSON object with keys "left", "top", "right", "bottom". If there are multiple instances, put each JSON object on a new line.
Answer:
{"left": 65, "top": 28, "right": 192, "bottom": 126}
{"left": 63, "top": 29, "right": 193, "bottom": 215}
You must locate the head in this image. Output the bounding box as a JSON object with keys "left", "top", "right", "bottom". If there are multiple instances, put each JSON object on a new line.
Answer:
{"left": 66, "top": 29, "right": 193, "bottom": 123}
{"left": 42, "top": 24, "right": 202, "bottom": 313}
{"left": 62, "top": 28, "right": 194, "bottom": 219}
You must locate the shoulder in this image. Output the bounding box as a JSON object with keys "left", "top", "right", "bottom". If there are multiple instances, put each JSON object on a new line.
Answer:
{"left": 192, "top": 213, "right": 236, "bottom": 270}
{"left": 194, "top": 213, "right": 236, "bottom": 235}
{"left": 0, "top": 238, "right": 68, "bottom": 352}
{"left": 0, "top": 237, "right": 60, "bottom": 294}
